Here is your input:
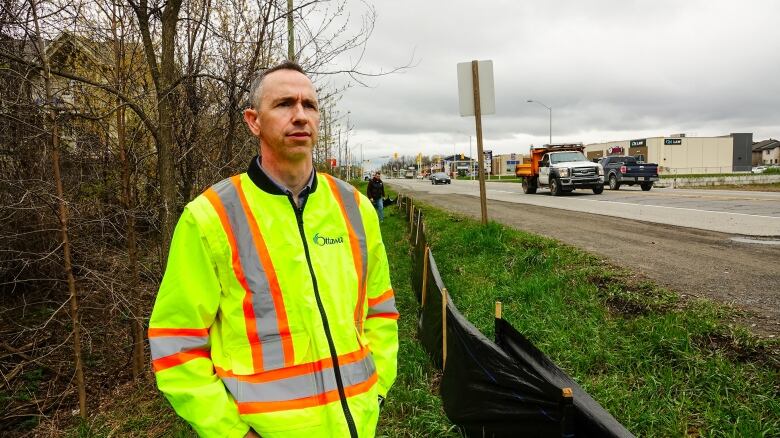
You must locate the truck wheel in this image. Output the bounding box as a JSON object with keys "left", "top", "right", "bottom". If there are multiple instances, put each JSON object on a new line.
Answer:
{"left": 592, "top": 185, "right": 604, "bottom": 194}
{"left": 609, "top": 174, "right": 620, "bottom": 190}
{"left": 522, "top": 178, "right": 537, "bottom": 194}
{"left": 550, "top": 178, "right": 561, "bottom": 196}
{"left": 641, "top": 182, "right": 653, "bottom": 191}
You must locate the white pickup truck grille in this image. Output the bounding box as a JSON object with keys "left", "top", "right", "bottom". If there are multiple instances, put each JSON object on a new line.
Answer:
{"left": 572, "top": 167, "right": 597, "bottom": 177}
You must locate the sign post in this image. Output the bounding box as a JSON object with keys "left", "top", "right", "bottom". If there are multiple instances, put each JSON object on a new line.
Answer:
{"left": 458, "top": 60, "right": 494, "bottom": 225}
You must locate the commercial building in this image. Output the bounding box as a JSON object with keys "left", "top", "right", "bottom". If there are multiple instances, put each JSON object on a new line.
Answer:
{"left": 584, "top": 133, "right": 753, "bottom": 174}
{"left": 492, "top": 153, "right": 525, "bottom": 175}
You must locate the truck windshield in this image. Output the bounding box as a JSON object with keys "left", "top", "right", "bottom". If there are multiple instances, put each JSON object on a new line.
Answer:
{"left": 550, "top": 152, "right": 587, "bottom": 164}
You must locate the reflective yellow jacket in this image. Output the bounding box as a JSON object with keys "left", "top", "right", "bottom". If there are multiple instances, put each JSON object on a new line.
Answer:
{"left": 149, "top": 161, "right": 398, "bottom": 438}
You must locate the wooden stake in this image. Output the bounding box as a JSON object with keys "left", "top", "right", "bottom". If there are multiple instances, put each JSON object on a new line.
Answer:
{"left": 415, "top": 209, "right": 422, "bottom": 246}
{"left": 495, "top": 301, "right": 502, "bottom": 319}
{"left": 471, "top": 60, "right": 489, "bottom": 225}
{"left": 442, "top": 287, "right": 448, "bottom": 369}
{"left": 421, "top": 246, "right": 430, "bottom": 307}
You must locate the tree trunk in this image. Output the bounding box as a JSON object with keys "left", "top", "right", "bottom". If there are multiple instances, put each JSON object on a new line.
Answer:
{"left": 119, "top": 101, "right": 144, "bottom": 378}
{"left": 157, "top": 0, "right": 181, "bottom": 266}
{"left": 134, "top": 0, "right": 182, "bottom": 266}
{"left": 30, "top": 0, "right": 87, "bottom": 419}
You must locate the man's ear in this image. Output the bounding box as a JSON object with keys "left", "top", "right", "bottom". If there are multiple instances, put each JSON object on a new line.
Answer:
{"left": 243, "top": 108, "right": 261, "bottom": 136}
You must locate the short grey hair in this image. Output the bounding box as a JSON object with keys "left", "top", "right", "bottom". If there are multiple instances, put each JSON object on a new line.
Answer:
{"left": 248, "top": 60, "right": 307, "bottom": 109}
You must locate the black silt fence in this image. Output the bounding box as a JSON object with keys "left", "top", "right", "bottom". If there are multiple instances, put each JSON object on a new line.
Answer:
{"left": 396, "top": 194, "right": 634, "bottom": 437}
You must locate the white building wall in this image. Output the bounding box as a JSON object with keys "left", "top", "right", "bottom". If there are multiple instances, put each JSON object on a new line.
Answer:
{"left": 763, "top": 148, "right": 780, "bottom": 165}
{"left": 587, "top": 136, "right": 735, "bottom": 174}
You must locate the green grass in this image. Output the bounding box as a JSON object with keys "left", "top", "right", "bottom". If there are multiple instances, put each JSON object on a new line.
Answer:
{"left": 387, "top": 196, "right": 779, "bottom": 437}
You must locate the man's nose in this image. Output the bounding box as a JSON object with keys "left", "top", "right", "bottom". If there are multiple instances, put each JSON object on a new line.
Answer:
{"left": 292, "top": 102, "right": 307, "bottom": 123}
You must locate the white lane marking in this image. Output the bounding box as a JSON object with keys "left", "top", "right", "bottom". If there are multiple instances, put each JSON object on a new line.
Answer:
{"left": 730, "top": 237, "right": 780, "bottom": 245}
{"left": 572, "top": 198, "right": 780, "bottom": 219}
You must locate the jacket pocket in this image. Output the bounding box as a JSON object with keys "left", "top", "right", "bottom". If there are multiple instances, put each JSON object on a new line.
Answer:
{"left": 226, "top": 335, "right": 323, "bottom": 432}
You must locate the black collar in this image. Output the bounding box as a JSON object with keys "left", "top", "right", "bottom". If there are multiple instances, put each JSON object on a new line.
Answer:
{"left": 247, "top": 155, "right": 319, "bottom": 196}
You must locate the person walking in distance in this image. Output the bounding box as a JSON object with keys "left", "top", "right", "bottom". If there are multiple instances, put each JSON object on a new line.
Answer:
{"left": 148, "top": 61, "right": 399, "bottom": 438}
{"left": 366, "top": 172, "right": 385, "bottom": 222}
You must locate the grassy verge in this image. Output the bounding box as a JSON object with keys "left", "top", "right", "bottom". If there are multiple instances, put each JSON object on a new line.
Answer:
{"left": 383, "top": 192, "right": 779, "bottom": 437}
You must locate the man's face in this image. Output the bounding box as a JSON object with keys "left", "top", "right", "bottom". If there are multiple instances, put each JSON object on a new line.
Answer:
{"left": 244, "top": 69, "right": 320, "bottom": 163}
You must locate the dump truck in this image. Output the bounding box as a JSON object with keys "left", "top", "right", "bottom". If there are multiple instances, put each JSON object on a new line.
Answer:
{"left": 516, "top": 144, "right": 605, "bottom": 195}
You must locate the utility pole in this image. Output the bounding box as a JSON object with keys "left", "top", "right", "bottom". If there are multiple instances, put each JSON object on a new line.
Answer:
{"left": 287, "top": 0, "right": 295, "bottom": 61}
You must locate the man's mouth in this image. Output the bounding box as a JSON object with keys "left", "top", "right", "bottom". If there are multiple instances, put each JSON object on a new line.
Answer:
{"left": 288, "top": 132, "right": 310, "bottom": 138}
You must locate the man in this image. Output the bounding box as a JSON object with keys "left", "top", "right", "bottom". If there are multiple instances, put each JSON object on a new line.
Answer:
{"left": 148, "top": 61, "right": 399, "bottom": 438}
{"left": 366, "top": 172, "right": 385, "bottom": 222}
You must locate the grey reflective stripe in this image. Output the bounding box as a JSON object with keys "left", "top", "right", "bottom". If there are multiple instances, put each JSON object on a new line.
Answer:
{"left": 328, "top": 177, "right": 369, "bottom": 327}
{"left": 149, "top": 336, "right": 209, "bottom": 360}
{"left": 212, "top": 178, "right": 285, "bottom": 370}
{"left": 367, "top": 295, "right": 398, "bottom": 317}
{"left": 222, "top": 354, "right": 376, "bottom": 404}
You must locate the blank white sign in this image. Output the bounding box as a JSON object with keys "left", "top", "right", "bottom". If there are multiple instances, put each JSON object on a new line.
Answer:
{"left": 457, "top": 60, "right": 495, "bottom": 117}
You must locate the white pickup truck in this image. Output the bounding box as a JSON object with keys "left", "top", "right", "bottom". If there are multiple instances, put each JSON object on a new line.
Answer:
{"left": 537, "top": 151, "right": 604, "bottom": 195}
{"left": 517, "top": 146, "right": 605, "bottom": 195}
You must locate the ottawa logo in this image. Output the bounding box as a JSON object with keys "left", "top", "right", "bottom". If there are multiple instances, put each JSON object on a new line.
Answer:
{"left": 312, "top": 233, "right": 344, "bottom": 246}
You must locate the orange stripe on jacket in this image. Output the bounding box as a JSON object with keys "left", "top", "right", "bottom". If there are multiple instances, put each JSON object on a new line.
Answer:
{"left": 367, "top": 289, "right": 394, "bottom": 307}
{"left": 236, "top": 372, "right": 378, "bottom": 414}
{"left": 204, "top": 188, "right": 264, "bottom": 372}
{"left": 215, "top": 346, "right": 369, "bottom": 383}
{"left": 323, "top": 175, "right": 366, "bottom": 327}
{"left": 367, "top": 312, "right": 399, "bottom": 320}
{"left": 148, "top": 327, "right": 209, "bottom": 338}
{"left": 232, "top": 176, "right": 295, "bottom": 368}
{"left": 152, "top": 349, "right": 211, "bottom": 372}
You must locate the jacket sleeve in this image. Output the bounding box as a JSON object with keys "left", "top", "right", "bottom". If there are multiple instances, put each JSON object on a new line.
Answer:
{"left": 148, "top": 208, "right": 250, "bottom": 438}
{"left": 361, "top": 201, "right": 399, "bottom": 397}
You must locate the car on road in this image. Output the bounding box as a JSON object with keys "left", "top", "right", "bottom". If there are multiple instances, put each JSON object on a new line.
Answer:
{"left": 431, "top": 172, "right": 451, "bottom": 185}
{"left": 751, "top": 166, "right": 767, "bottom": 174}
{"left": 599, "top": 155, "right": 659, "bottom": 191}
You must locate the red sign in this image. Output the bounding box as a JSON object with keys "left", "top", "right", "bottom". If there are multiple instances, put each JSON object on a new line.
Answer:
{"left": 607, "top": 146, "right": 624, "bottom": 155}
{"left": 329, "top": 158, "right": 337, "bottom": 167}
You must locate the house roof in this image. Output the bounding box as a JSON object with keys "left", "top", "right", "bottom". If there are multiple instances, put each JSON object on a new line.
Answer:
{"left": 752, "top": 139, "right": 780, "bottom": 152}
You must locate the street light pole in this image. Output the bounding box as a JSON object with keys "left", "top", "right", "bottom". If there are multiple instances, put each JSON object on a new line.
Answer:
{"left": 527, "top": 99, "right": 552, "bottom": 144}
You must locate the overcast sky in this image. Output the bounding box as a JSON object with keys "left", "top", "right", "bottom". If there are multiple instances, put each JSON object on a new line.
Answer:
{"left": 323, "top": 0, "right": 780, "bottom": 167}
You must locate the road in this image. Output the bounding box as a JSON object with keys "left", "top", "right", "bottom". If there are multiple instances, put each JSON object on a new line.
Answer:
{"left": 387, "top": 178, "right": 780, "bottom": 337}
{"left": 390, "top": 178, "right": 780, "bottom": 236}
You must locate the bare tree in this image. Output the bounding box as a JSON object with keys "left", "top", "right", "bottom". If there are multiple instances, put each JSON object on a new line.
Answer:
{"left": 28, "top": 0, "right": 87, "bottom": 419}
{"left": 0, "top": 0, "right": 412, "bottom": 432}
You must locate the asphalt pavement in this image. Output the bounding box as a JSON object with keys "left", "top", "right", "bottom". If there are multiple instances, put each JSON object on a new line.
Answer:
{"left": 388, "top": 178, "right": 780, "bottom": 237}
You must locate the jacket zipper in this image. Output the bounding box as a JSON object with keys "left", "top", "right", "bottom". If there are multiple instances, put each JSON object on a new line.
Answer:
{"left": 290, "top": 197, "right": 358, "bottom": 438}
